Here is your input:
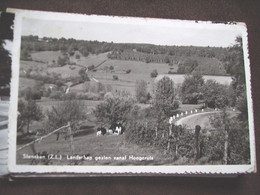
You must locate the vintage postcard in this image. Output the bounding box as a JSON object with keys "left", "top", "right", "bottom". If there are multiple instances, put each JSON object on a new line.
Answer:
{"left": 7, "top": 9, "right": 256, "bottom": 175}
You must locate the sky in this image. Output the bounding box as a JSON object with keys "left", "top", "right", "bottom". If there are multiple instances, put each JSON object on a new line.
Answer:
{"left": 21, "top": 15, "right": 242, "bottom": 48}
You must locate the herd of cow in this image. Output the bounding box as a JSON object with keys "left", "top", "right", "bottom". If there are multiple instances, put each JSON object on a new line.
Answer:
{"left": 96, "top": 122, "right": 125, "bottom": 136}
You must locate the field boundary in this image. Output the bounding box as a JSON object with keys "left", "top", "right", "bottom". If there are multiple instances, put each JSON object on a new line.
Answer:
{"left": 17, "top": 124, "right": 70, "bottom": 152}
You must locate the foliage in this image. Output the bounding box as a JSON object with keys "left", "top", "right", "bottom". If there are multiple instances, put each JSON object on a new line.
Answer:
{"left": 200, "top": 80, "right": 229, "bottom": 108}
{"left": 150, "top": 69, "right": 158, "bottom": 78}
{"left": 20, "top": 85, "right": 43, "bottom": 101}
{"left": 93, "top": 93, "right": 135, "bottom": 125}
{"left": 113, "top": 75, "right": 119, "bottom": 80}
{"left": 209, "top": 109, "right": 250, "bottom": 164}
{"left": 109, "top": 65, "right": 114, "bottom": 70}
{"left": 135, "top": 80, "right": 149, "bottom": 103}
{"left": 181, "top": 72, "right": 204, "bottom": 104}
{"left": 88, "top": 64, "right": 95, "bottom": 70}
{"left": 57, "top": 53, "right": 69, "bottom": 66}
{"left": 153, "top": 76, "right": 178, "bottom": 118}
{"left": 177, "top": 59, "right": 198, "bottom": 74}
{"left": 17, "top": 100, "right": 43, "bottom": 133}
{"left": 45, "top": 100, "right": 87, "bottom": 132}
{"left": 75, "top": 54, "right": 80, "bottom": 59}
{"left": 78, "top": 68, "right": 90, "bottom": 81}
{"left": 236, "top": 92, "right": 248, "bottom": 123}
{"left": 20, "top": 48, "right": 32, "bottom": 61}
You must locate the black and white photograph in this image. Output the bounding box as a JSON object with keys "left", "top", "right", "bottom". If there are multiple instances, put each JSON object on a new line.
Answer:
{"left": 8, "top": 9, "right": 256, "bottom": 174}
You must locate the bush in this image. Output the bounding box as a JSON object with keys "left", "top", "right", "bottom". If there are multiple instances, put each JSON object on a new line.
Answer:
{"left": 50, "top": 91, "right": 64, "bottom": 100}
{"left": 135, "top": 80, "right": 149, "bottom": 104}
{"left": 45, "top": 100, "right": 87, "bottom": 133}
{"left": 57, "top": 54, "right": 69, "bottom": 66}
{"left": 150, "top": 69, "right": 158, "bottom": 78}
{"left": 94, "top": 94, "right": 135, "bottom": 124}
{"left": 88, "top": 65, "right": 95, "bottom": 70}
{"left": 20, "top": 48, "right": 32, "bottom": 61}
{"left": 75, "top": 54, "right": 80, "bottom": 59}
{"left": 113, "top": 75, "right": 119, "bottom": 80}
{"left": 21, "top": 87, "right": 42, "bottom": 101}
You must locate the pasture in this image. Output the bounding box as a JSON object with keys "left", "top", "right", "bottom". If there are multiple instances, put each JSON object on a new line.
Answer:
{"left": 31, "top": 51, "right": 62, "bottom": 63}
{"left": 156, "top": 74, "right": 232, "bottom": 85}
{"left": 36, "top": 100, "right": 99, "bottom": 113}
{"left": 19, "top": 77, "right": 39, "bottom": 90}
{"left": 20, "top": 51, "right": 231, "bottom": 97}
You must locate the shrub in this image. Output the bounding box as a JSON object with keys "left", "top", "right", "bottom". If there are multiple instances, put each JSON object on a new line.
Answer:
{"left": 50, "top": 91, "right": 64, "bottom": 100}
{"left": 135, "top": 80, "right": 149, "bottom": 104}
{"left": 150, "top": 69, "right": 158, "bottom": 78}
{"left": 75, "top": 54, "right": 80, "bottom": 59}
{"left": 45, "top": 100, "right": 87, "bottom": 133}
{"left": 88, "top": 65, "right": 95, "bottom": 70}
{"left": 126, "top": 69, "right": 131, "bottom": 74}
{"left": 94, "top": 94, "right": 135, "bottom": 124}
{"left": 113, "top": 75, "right": 119, "bottom": 80}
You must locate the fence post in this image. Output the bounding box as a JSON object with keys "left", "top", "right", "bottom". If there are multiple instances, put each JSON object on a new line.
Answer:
{"left": 67, "top": 122, "right": 74, "bottom": 154}
{"left": 30, "top": 143, "right": 37, "bottom": 154}
{"left": 195, "top": 125, "right": 201, "bottom": 160}
{"left": 167, "top": 124, "right": 173, "bottom": 152}
{"left": 223, "top": 125, "right": 229, "bottom": 165}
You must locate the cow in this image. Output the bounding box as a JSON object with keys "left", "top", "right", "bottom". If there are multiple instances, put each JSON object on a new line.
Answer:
{"left": 97, "top": 127, "right": 106, "bottom": 136}
{"left": 113, "top": 122, "right": 125, "bottom": 135}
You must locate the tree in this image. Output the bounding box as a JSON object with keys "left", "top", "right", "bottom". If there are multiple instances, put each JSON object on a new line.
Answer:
{"left": 177, "top": 59, "right": 198, "bottom": 74}
{"left": 150, "top": 69, "right": 158, "bottom": 78}
{"left": 135, "top": 80, "right": 149, "bottom": 103}
{"left": 94, "top": 94, "right": 135, "bottom": 125}
{"left": 153, "top": 76, "right": 178, "bottom": 118}
{"left": 20, "top": 48, "right": 32, "bottom": 61}
{"left": 113, "top": 75, "right": 118, "bottom": 80}
{"left": 200, "top": 80, "right": 229, "bottom": 108}
{"left": 17, "top": 100, "right": 43, "bottom": 133}
{"left": 45, "top": 100, "right": 87, "bottom": 132}
{"left": 21, "top": 86, "right": 43, "bottom": 101}
{"left": 181, "top": 72, "right": 204, "bottom": 104}
{"left": 57, "top": 53, "right": 69, "bottom": 66}
{"left": 209, "top": 109, "right": 250, "bottom": 164}
{"left": 78, "top": 68, "right": 89, "bottom": 81}
{"left": 109, "top": 65, "right": 114, "bottom": 71}
{"left": 75, "top": 54, "right": 80, "bottom": 59}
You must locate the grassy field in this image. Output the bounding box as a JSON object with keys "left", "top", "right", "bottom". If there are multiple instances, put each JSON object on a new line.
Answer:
{"left": 156, "top": 74, "right": 232, "bottom": 85}
{"left": 193, "top": 56, "right": 226, "bottom": 75}
{"left": 31, "top": 51, "right": 62, "bottom": 63}
{"left": 37, "top": 100, "right": 99, "bottom": 113}
{"left": 20, "top": 51, "right": 231, "bottom": 97}
{"left": 19, "top": 77, "right": 39, "bottom": 90}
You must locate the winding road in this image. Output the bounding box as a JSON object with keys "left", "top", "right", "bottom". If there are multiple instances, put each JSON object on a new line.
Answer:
{"left": 176, "top": 111, "right": 217, "bottom": 129}
{"left": 175, "top": 110, "right": 238, "bottom": 129}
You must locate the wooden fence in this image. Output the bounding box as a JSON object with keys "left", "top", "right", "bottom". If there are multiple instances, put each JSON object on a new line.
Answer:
{"left": 16, "top": 122, "right": 74, "bottom": 154}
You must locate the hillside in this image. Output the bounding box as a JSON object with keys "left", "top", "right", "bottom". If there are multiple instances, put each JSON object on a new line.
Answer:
{"left": 21, "top": 35, "right": 231, "bottom": 76}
